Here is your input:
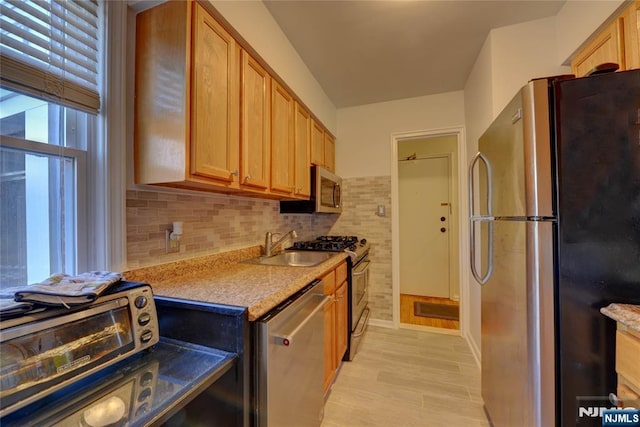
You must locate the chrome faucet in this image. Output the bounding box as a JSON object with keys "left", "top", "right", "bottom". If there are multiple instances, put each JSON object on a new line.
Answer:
{"left": 264, "top": 230, "right": 297, "bottom": 257}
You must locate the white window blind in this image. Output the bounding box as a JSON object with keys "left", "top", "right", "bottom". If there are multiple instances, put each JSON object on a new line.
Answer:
{"left": 0, "top": 0, "right": 100, "bottom": 113}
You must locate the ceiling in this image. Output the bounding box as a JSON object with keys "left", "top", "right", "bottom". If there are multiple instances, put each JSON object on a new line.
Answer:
{"left": 264, "top": 1, "right": 566, "bottom": 108}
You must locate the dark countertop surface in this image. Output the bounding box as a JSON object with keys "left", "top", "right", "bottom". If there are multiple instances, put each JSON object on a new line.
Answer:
{"left": 1, "top": 338, "right": 236, "bottom": 426}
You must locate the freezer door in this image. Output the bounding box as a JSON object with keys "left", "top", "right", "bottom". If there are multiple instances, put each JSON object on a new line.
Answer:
{"left": 477, "top": 79, "right": 553, "bottom": 219}
{"left": 481, "top": 219, "right": 555, "bottom": 427}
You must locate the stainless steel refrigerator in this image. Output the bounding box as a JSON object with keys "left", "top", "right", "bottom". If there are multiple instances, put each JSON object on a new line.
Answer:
{"left": 469, "top": 69, "right": 640, "bottom": 427}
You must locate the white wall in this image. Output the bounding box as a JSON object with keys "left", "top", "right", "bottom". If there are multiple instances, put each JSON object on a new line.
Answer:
{"left": 555, "top": 0, "right": 627, "bottom": 66}
{"left": 490, "top": 16, "right": 570, "bottom": 117}
{"left": 209, "top": 1, "right": 337, "bottom": 134}
{"left": 463, "top": 16, "right": 569, "bottom": 361}
{"left": 335, "top": 91, "right": 466, "bottom": 178}
{"left": 463, "top": 35, "right": 494, "bottom": 360}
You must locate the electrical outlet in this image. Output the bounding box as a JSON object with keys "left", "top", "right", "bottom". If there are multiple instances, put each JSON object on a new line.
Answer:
{"left": 165, "top": 229, "right": 180, "bottom": 254}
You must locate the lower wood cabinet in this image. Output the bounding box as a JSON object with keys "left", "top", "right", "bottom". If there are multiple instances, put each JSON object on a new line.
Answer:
{"left": 616, "top": 325, "right": 640, "bottom": 407}
{"left": 321, "top": 261, "right": 348, "bottom": 393}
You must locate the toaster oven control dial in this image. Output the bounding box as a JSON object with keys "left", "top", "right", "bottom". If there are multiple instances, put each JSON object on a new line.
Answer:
{"left": 138, "top": 312, "right": 151, "bottom": 326}
{"left": 134, "top": 295, "right": 148, "bottom": 309}
{"left": 140, "top": 330, "right": 153, "bottom": 343}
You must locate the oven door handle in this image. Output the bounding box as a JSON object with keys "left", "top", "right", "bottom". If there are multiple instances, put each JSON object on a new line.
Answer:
{"left": 352, "top": 260, "right": 370, "bottom": 276}
{"left": 352, "top": 307, "right": 370, "bottom": 338}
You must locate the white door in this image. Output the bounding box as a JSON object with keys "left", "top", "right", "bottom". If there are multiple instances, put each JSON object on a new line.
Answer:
{"left": 399, "top": 156, "right": 451, "bottom": 298}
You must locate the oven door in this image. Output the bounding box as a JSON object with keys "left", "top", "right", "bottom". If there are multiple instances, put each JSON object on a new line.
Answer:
{"left": 348, "top": 257, "right": 370, "bottom": 361}
{"left": 351, "top": 258, "right": 369, "bottom": 323}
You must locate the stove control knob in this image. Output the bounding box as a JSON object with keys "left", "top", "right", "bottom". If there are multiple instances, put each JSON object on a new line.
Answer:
{"left": 140, "top": 330, "right": 153, "bottom": 343}
{"left": 140, "top": 371, "right": 154, "bottom": 387}
{"left": 138, "top": 312, "right": 151, "bottom": 326}
{"left": 360, "top": 239, "right": 367, "bottom": 245}
{"left": 135, "top": 296, "right": 148, "bottom": 309}
{"left": 348, "top": 244, "right": 357, "bottom": 251}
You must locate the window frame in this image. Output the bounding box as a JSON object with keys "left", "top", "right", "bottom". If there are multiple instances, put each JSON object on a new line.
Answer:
{"left": 0, "top": 132, "right": 88, "bottom": 278}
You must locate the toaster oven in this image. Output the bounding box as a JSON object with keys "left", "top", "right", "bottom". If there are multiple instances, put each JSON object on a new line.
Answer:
{"left": 0, "top": 283, "right": 159, "bottom": 417}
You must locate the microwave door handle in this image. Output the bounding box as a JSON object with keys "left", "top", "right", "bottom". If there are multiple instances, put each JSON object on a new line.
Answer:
{"left": 333, "top": 183, "right": 341, "bottom": 208}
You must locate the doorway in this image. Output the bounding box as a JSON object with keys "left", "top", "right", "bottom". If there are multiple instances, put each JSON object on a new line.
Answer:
{"left": 392, "top": 131, "right": 465, "bottom": 333}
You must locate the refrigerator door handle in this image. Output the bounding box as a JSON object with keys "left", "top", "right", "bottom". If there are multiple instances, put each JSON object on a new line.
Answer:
{"left": 468, "top": 152, "right": 494, "bottom": 285}
{"left": 470, "top": 219, "right": 494, "bottom": 285}
{"left": 468, "top": 152, "right": 493, "bottom": 218}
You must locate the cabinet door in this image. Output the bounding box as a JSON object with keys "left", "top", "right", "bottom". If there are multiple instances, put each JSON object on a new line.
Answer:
{"left": 324, "top": 133, "right": 335, "bottom": 173}
{"left": 571, "top": 19, "right": 625, "bottom": 77}
{"left": 293, "top": 103, "right": 311, "bottom": 198}
{"left": 240, "top": 50, "right": 270, "bottom": 190}
{"left": 622, "top": 0, "right": 640, "bottom": 70}
{"left": 270, "top": 81, "right": 294, "bottom": 195}
{"left": 335, "top": 280, "right": 348, "bottom": 364}
{"left": 323, "top": 298, "right": 336, "bottom": 393}
{"left": 191, "top": 3, "right": 239, "bottom": 186}
{"left": 310, "top": 120, "right": 324, "bottom": 167}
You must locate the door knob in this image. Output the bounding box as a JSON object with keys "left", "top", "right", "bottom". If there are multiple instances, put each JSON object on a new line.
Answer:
{"left": 440, "top": 227, "right": 446, "bottom": 233}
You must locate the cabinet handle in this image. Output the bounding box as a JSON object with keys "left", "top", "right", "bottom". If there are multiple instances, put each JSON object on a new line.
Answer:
{"left": 230, "top": 170, "right": 239, "bottom": 178}
{"left": 245, "top": 174, "right": 251, "bottom": 182}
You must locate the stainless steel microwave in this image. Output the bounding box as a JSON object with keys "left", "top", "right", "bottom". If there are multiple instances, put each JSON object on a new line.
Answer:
{"left": 280, "top": 166, "right": 342, "bottom": 214}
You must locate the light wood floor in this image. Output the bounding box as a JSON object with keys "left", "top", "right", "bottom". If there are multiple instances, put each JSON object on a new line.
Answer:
{"left": 400, "top": 294, "right": 460, "bottom": 330}
{"left": 322, "top": 326, "right": 488, "bottom": 427}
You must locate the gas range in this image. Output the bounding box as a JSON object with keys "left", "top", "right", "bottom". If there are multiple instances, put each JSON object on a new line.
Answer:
{"left": 290, "top": 236, "right": 369, "bottom": 263}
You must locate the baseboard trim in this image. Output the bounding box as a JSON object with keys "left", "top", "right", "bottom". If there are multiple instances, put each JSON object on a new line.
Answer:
{"left": 466, "top": 332, "right": 482, "bottom": 368}
{"left": 367, "top": 318, "right": 394, "bottom": 328}
{"left": 399, "top": 322, "right": 461, "bottom": 336}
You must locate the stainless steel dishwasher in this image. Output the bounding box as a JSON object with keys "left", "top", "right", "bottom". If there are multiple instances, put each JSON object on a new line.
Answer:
{"left": 255, "top": 279, "right": 329, "bottom": 427}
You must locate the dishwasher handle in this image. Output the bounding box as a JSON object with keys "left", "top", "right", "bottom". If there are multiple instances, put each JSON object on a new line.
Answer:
{"left": 278, "top": 295, "right": 331, "bottom": 346}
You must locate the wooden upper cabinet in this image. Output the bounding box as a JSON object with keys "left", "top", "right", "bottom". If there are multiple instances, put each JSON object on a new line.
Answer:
{"left": 572, "top": 19, "right": 624, "bottom": 77}
{"left": 310, "top": 119, "right": 324, "bottom": 167}
{"left": 571, "top": 1, "right": 640, "bottom": 77}
{"left": 622, "top": 0, "right": 640, "bottom": 70}
{"left": 324, "top": 133, "right": 336, "bottom": 173}
{"left": 135, "top": 0, "right": 333, "bottom": 198}
{"left": 134, "top": 1, "right": 239, "bottom": 191}
{"left": 240, "top": 50, "right": 271, "bottom": 191}
{"left": 191, "top": 4, "right": 239, "bottom": 185}
{"left": 270, "top": 81, "right": 295, "bottom": 195}
{"left": 293, "top": 102, "right": 311, "bottom": 198}
{"left": 311, "top": 119, "right": 336, "bottom": 173}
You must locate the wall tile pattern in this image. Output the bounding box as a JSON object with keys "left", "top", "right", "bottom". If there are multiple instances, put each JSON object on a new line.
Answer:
{"left": 126, "top": 176, "right": 392, "bottom": 321}
{"left": 126, "top": 189, "right": 322, "bottom": 269}
{"left": 320, "top": 176, "right": 393, "bottom": 321}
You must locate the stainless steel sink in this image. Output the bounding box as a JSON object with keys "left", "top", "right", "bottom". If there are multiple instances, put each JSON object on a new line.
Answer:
{"left": 243, "top": 251, "right": 333, "bottom": 267}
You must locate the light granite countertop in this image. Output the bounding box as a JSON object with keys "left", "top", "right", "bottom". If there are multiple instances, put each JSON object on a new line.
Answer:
{"left": 601, "top": 303, "right": 640, "bottom": 333}
{"left": 124, "top": 246, "right": 347, "bottom": 321}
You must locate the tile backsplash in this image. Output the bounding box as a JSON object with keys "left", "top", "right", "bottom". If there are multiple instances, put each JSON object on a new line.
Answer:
{"left": 126, "top": 189, "right": 331, "bottom": 268}
{"left": 326, "top": 176, "right": 392, "bottom": 322}
{"left": 126, "top": 175, "right": 392, "bottom": 321}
